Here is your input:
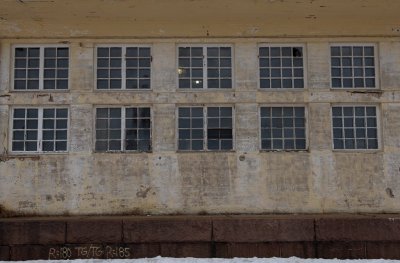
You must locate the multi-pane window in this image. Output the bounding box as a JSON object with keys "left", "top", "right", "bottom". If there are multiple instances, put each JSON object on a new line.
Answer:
{"left": 178, "top": 106, "right": 233, "bottom": 151}
{"left": 95, "top": 107, "right": 151, "bottom": 152}
{"left": 14, "top": 46, "right": 69, "bottom": 90}
{"left": 12, "top": 107, "right": 68, "bottom": 152}
{"left": 260, "top": 107, "right": 306, "bottom": 150}
{"left": 331, "top": 45, "right": 376, "bottom": 88}
{"left": 178, "top": 46, "right": 232, "bottom": 89}
{"left": 259, "top": 46, "right": 304, "bottom": 89}
{"left": 332, "top": 106, "right": 378, "bottom": 150}
{"left": 96, "top": 46, "right": 151, "bottom": 90}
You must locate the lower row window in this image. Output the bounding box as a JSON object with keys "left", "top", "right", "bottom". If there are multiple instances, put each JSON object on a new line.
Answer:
{"left": 95, "top": 107, "right": 152, "bottom": 152}
{"left": 12, "top": 107, "right": 68, "bottom": 152}
{"left": 178, "top": 106, "right": 233, "bottom": 151}
{"left": 10, "top": 105, "right": 379, "bottom": 153}
{"left": 260, "top": 106, "right": 306, "bottom": 150}
{"left": 332, "top": 106, "right": 378, "bottom": 149}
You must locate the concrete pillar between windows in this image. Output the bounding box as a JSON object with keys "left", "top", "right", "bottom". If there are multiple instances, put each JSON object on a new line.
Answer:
{"left": 379, "top": 42, "right": 400, "bottom": 90}
{"left": 69, "top": 41, "right": 94, "bottom": 92}
{"left": 308, "top": 103, "right": 332, "bottom": 151}
{"left": 307, "top": 43, "right": 330, "bottom": 89}
{"left": 0, "top": 41, "right": 11, "bottom": 93}
{"left": 382, "top": 103, "right": 400, "bottom": 152}
{"left": 0, "top": 105, "right": 9, "bottom": 155}
{"left": 152, "top": 43, "right": 176, "bottom": 92}
{"left": 152, "top": 104, "right": 175, "bottom": 152}
{"left": 235, "top": 103, "right": 259, "bottom": 152}
{"left": 69, "top": 104, "right": 93, "bottom": 153}
{"left": 234, "top": 43, "right": 258, "bottom": 91}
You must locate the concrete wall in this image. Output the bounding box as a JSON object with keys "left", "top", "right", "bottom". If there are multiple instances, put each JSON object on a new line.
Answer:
{"left": 1, "top": 38, "right": 400, "bottom": 216}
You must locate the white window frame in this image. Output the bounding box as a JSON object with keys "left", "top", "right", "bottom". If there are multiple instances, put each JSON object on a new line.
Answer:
{"left": 329, "top": 43, "right": 379, "bottom": 90}
{"left": 176, "top": 44, "right": 234, "bottom": 90}
{"left": 11, "top": 44, "right": 70, "bottom": 91}
{"left": 94, "top": 44, "right": 153, "bottom": 91}
{"left": 330, "top": 104, "right": 381, "bottom": 151}
{"left": 93, "top": 105, "right": 153, "bottom": 152}
{"left": 9, "top": 106, "right": 70, "bottom": 154}
{"left": 258, "top": 104, "right": 309, "bottom": 151}
{"left": 176, "top": 105, "right": 235, "bottom": 151}
{"left": 257, "top": 43, "right": 308, "bottom": 90}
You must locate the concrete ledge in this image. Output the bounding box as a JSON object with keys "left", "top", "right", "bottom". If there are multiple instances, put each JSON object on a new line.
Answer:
{"left": 11, "top": 245, "right": 52, "bottom": 261}
{"left": 366, "top": 242, "right": 400, "bottom": 259}
{"left": 317, "top": 242, "right": 366, "bottom": 259}
{"left": 215, "top": 242, "right": 315, "bottom": 258}
{"left": 159, "top": 243, "right": 212, "bottom": 258}
{"left": 67, "top": 219, "right": 123, "bottom": 243}
{"left": 0, "top": 246, "right": 10, "bottom": 261}
{"left": 316, "top": 217, "right": 400, "bottom": 241}
{"left": 123, "top": 218, "right": 212, "bottom": 243}
{"left": 0, "top": 221, "right": 65, "bottom": 245}
{"left": 213, "top": 218, "right": 314, "bottom": 242}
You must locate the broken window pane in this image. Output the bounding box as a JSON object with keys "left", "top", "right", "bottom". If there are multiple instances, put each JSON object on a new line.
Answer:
{"left": 259, "top": 46, "right": 304, "bottom": 89}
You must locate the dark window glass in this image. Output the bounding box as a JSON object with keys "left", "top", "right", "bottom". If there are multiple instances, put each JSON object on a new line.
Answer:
{"left": 260, "top": 107, "right": 306, "bottom": 150}
{"left": 332, "top": 106, "right": 378, "bottom": 149}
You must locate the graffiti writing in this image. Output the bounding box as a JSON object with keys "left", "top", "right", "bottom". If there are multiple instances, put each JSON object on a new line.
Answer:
{"left": 48, "top": 245, "right": 131, "bottom": 260}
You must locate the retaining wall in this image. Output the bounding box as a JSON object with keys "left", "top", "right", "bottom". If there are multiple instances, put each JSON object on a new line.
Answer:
{"left": 1, "top": 215, "right": 400, "bottom": 260}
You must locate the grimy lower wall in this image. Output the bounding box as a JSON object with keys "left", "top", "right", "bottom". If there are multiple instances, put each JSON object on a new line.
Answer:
{"left": 3, "top": 215, "right": 400, "bottom": 260}
{"left": 1, "top": 38, "right": 400, "bottom": 216}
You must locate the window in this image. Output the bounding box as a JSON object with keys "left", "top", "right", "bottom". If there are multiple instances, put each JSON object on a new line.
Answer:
{"left": 95, "top": 107, "right": 151, "bottom": 152}
{"left": 331, "top": 45, "right": 376, "bottom": 88}
{"left": 259, "top": 45, "right": 304, "bottom": 89}
{"left": 332, "top": 106, "right": 378, "bottom": 149}
{"left": 178, "top": 106, "right": 233, "bottom": 151}
{"left": 178, "top": 46, "right": 232, "bottom": 89}
{"left": 96, "top": 46, "right": 151, "bottom": 90}
{"left": 260, "top": 106, "right": 306, "bottom": 150}
{"left": 11, "top": 107, "right": 68, "bottom": 152}
{"left": 13, "top": 46, "right": 69, "bottom": 90}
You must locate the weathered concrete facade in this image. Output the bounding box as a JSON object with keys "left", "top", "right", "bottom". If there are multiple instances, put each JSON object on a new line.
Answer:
{"left": 1, "top": 0, "right": 400, "bottom": 216}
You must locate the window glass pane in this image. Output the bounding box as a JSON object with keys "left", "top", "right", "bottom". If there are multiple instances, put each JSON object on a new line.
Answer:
{"left": 179, "top": 140, "right": 190, "bottom": 150}
{"left": 331, "top": 45, "right": 375, "bottom": 89}
{"left": 261, "top": 107, "right": 306, "bottom": 150}
{"left": 332, "top": 106, "right": 378, "bottom": 149}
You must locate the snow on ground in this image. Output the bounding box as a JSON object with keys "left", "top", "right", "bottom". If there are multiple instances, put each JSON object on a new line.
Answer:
{"left": 2, "top": 257, "right": 400, "bottom": 263}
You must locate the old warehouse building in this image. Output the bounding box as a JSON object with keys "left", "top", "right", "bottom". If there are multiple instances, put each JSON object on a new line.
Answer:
{"left": 1, "top": 0, "right": 400, "bottom": 260}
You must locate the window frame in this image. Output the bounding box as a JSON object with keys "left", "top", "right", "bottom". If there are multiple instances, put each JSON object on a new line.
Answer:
{"left": 176, "top": 105, "right": 236, "bottom": 152}
{"left": 9, "top": 106, "right": 70, "bottom": 154}
{"left": 257, "top": 43, "right": 307, "bottom": 91}
{"left": 93, "top": 105, "right": 153, "bottom": 153}
{"left": 329, "top": 43, "right": 379, "bottom": 90}
{"left": 258, "top": 104, "right": 309, "bottom": 152}
{"left": 11, "top": 44, "right": 70, "bottom": 91}
{"left": 330, "top": 104, "right": 382, "bottom": 152}
{"left": 176, "top": 44, "right": 235, "bottom": 90}
{"left": 94, "top": 44, "right": 153, "bottom": 91}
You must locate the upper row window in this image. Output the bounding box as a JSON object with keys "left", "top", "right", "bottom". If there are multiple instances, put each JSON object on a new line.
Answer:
{"left": 96, "top": 46, "right": 151, "bottom": 90}
{"left": 259, "top": 46, "right": 305, "bottom": 89}
{"left": 13, "top": 46, "right": 69, "bottom": 90}
{"left": 11, "top": 44, "right": 377, "bottom": 91}
{"left": 331, "top": 45, "right": 376, "bottom": 89}
{"left": 177, "top": 46, "right": 233, "bottom": 89}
